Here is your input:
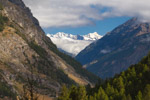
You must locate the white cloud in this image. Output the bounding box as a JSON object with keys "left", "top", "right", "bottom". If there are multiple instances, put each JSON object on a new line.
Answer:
{"left": 100, "top": 49, "right": 111, "bottom": 54}
{"left": 49, "top": 36, "right": 93, "bottom": 56}
{"left": 46, "top": 32, "right": 102, "bottom": 55}
{"left": 22, "top": 0, "right": 150, "bottom": 28}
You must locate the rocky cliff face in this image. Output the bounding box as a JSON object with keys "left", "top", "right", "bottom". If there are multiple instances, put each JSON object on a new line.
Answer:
{"left": 0, "top": 0, "right": 99, "bottom": 99}
{"left": 76, "top": 18, "right": 150, "bottom": 79}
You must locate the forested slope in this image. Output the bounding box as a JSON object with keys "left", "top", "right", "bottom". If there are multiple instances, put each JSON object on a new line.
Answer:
{"left": 59, "top": 52, "right": 150, "bottom": 100}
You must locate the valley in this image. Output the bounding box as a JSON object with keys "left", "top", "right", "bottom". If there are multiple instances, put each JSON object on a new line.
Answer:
{"left": 0, "top": 0, "right": 150, "bottom": 100}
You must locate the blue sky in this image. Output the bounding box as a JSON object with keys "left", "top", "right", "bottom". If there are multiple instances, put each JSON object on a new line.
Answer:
{"left": 23, "top": 0, "right": 150, "bottom": 36}
{"left": 43, "top": 16, "right": 130, "bottom": 35}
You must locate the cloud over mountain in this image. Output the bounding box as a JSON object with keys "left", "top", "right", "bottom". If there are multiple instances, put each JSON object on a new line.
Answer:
{"left": 23, "top": 0, "right": 150, "bottom": 28}
{"left": 47, "top": 32, "right": 102, "bottom": 56}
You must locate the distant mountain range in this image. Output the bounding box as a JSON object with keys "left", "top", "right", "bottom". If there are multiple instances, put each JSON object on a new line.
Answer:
{"left": 76, "top": 18, "right": 150, "bottom": 78}
{"left": 47, "top": 32, "right": 102, "bottom": 56}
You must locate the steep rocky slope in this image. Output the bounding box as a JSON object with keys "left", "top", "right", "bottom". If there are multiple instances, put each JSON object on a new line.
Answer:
{"left": 0, "top": 0, "right": 99, "bottom": 99}
{"left": 76, "top": 18, "right": 150, "bottom": 78}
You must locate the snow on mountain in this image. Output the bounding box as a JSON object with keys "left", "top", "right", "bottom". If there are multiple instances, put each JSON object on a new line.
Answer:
{"left": 83, "top": 32, "right": 103, "bottom": 40}
{"left": 47, "top": 32, "right": 102, "bottom": 56}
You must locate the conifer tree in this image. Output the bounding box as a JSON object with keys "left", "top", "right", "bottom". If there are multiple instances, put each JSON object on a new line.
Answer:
{"left": 135, "top": 91, "right": 142, "bottom": 100}
{"left": 96, "top": 87, "right": 108, "bottom": 100}
{"left": 78, "top": 86, "right": 88, "bottom": 100}
{"left": 105, "top": 83, "right": 115, "bottom": 97}
{"left": 58, "top": 85, "right": 70, "bottom": 100}
{"left": 126, "top": 94, "right": 132, "bottom": 100}
{"left": 69, "top": 85, "right": 78, "bottom": 100}
{"left": 143, "top": 84, "right": 150, "bottom": 100}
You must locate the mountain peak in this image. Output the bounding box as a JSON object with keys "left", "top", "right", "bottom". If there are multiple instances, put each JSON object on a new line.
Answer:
{"left": 76, "top": 18, "right": 150, "bottom": 78}
{"left": 83, "top": 32, "right": 103, "bottom": 40}
{"left": 48, "top": 32, "right": 102, "bottom": 41}
{"left": 47, "top": 32, "right": 103, "bottom": 56}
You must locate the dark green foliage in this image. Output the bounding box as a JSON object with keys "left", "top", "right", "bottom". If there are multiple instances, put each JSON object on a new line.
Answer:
{"left": 143, "top": 84, "right": 150, "bottom": 100}
{"left": 0, "top": 3, "right": 3, "bottom": 10}
{"left": 59, "top": 52, "right": 150, "bottom": 100}
{"left": 127, "top": 94, "right": 132, "bottom": 100}
{"left": 0, "top": 14, "right": 8, "bottom": 32}
{"left": 0, "top": 81, "right": 16, "bottom": 100}
{"left": 58, "top": 85, "right": 70, "bottom": 100}
{"left": 95, "top": 87, "right": 108, "bottom": 100}
{"left": 29, "top": 41, "right": 48, "bottom": 59}
{"left": 15, "top": 29, "right": 28, "bottom": 42}
{"left": 58, "top": 85, "right": 88, "bottom": 100}
{"left": 135, "top": 91, "right": 142, "bottom": 100}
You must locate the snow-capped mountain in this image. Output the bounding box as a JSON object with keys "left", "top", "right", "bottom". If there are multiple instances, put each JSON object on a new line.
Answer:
{"left": 83, "top": 32, "right": 102, "bottom": 40}
{"left": 47, "top": 32, "right": 102, "bottom": 56}
{"left": 48, "top": 32, "right": 102, "bottom": 40}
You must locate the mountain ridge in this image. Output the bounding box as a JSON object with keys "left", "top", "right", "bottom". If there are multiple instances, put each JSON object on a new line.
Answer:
{"left": 48, "top": 32, "right": 102, "bottom": 41}
{"left": 0, "top": 0, "right": 99, "bottom": 99}
{"left": 47, "top": 32, "right": 102, "bottom": 56}
{"left": 76, "top": 18, "right": 150, "bottom": 78}
{"left": 59, "top": 51, "right": 150, "bottom": 100}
